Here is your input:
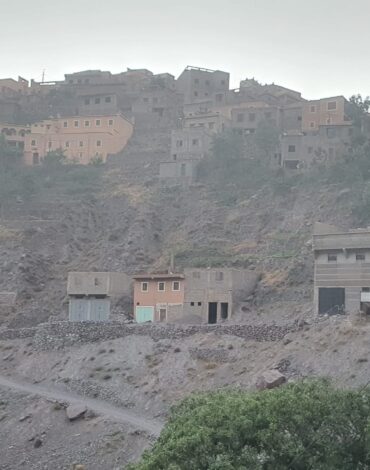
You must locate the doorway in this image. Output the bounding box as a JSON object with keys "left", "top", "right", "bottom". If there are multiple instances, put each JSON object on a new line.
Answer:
{"left": 318, "top": 288, "right": 345, "bottom": 314}
{"left": 159, "top": 307, "right": 167, "bottom": 322}
{"left": 220, "top": 303, "right": 229, "bottom": 320}
{"left": 208, "top": 302, "right": 217, "bottom": 324}
{"left": 32, "top": 153, "right": 39, "bottom": 165}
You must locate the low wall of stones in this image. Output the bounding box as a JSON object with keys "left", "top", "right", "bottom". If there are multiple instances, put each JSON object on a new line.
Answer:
{"left": 0, "top": 321, "right": 300, "bottom": 350}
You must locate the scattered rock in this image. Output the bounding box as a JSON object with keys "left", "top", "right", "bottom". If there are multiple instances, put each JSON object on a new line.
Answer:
{"left": 33, "top": 438, "right": 42, "bottom": 448}
{"left": 19, "top": 414, "right": 32, "bottom": 422}
{"left": 256, "top": 369, "right": 286, "bottom": 390}
{"left": 66, "top": 404, "right": 87, "bottom": 421}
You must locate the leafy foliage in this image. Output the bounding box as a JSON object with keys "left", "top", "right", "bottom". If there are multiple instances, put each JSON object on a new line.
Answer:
{"left": 130, "top": 380, "right": 370, "bottom": 470}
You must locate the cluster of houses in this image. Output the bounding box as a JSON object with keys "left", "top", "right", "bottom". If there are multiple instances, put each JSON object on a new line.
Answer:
{"left": 65, "top": 223, "right": 370, "bottom": 323}
{"left": 1, "top": 66, "right": 367, "bottom": 173}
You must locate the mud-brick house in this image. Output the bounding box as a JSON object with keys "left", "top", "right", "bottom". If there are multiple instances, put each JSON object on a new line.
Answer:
{"left": 132, "top": 269, "right": 258, "bottom": 324}
{"left": 67, "top": 272, "right": 130, "bottom": 322}
{"left": 313, "top": 223, "right": 370, "bottom": 315}
{"left": 133, "top": 273, "right": 185, "bottom": 323}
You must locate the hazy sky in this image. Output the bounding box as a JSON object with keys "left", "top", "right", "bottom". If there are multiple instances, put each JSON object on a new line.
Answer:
{"left": 0, "top": 0, "right": 368, "bottom": 100}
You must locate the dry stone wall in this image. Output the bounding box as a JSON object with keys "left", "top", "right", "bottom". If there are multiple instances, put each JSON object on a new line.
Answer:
{"left": 0, "top": 321, "right": 300, "bottom": 350}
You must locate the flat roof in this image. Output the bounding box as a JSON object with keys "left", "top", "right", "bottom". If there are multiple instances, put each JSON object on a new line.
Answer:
{"left": 133, "top": 273, "right": 185, "bottom": 280}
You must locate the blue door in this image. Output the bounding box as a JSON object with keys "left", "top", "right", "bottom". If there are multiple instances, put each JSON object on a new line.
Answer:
{"left": 136, "top": 306, "right": 154, "bottom": 323}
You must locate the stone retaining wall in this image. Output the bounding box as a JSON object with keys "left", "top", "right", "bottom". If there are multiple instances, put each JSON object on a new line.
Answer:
{"left": 0, "top": 321, "right": 300, "bottom": 350}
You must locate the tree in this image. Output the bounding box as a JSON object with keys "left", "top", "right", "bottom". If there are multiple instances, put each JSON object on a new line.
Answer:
{"left": 129, "top": 380, "right": 370, "bottom": 470}
{"left": 255, "top": 120, "right": 280, "bottom": 163}
{"left": 42, "top": 148, "right": 67, "bottom": 167}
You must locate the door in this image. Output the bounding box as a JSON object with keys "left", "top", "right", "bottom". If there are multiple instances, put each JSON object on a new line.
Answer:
{"left": 90, "top": 299, "right": 110, "bottom": 322}
{"left": 208, "top": 302, "right": 217, "bottom": 324}
{"left": 159, "top": 307, "right": 167, "bottom": 322}
{"left": 318, "top": 288, "right": 345, "bottom": 314}
{"left": 136, "top": 306, "right": 154, "bottom": 323}
{"left": 69, "top": 298, "right": 89, "bottom": 322}
{"left": 220, "top": 303, "right": 229, "bottom": 320}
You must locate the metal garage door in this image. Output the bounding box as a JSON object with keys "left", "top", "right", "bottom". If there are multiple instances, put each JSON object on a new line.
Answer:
{"left": 318, "top": 288, "right": 345, "bottom": 315}
{"left": 136, "top": 306, "right": 154, "bottom": 323}
{"left": 69, "top": 298, "right": 110, "bottom": 322}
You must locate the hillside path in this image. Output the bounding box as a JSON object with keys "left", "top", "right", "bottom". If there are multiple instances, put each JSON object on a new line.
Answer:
{"left": 0, "top": 374, "right": 163, "bottom": 436}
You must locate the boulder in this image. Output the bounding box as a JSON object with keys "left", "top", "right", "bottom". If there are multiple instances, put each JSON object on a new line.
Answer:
{"left": 256, "top": 369, "right": 286, "bottom": 390}
{"left": 66, "top": 404, "right": 87, "bottom": 421}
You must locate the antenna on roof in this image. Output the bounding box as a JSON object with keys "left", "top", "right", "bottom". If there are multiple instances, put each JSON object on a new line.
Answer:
{"left": 42, "top": 69, "right": 45, "bottom": 83}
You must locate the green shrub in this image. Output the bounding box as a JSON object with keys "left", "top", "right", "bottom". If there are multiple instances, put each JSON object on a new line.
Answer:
{"left": 129, "top": 380, "right": 370, "bottom": 470}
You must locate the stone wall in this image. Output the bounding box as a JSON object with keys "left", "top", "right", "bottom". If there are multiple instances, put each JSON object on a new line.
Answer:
{"left": 0, "top": 321, "right": 300, "bottom": 350}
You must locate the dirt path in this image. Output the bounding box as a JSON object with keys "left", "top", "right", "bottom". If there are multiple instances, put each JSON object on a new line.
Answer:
{"left": 0, "top": 375, "right": 163, "bottom": 436}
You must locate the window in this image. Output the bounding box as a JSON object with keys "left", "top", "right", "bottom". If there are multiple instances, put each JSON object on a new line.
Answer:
{"left": 77, "top": 79, "right": 82, "bottom": 84}
{"left": 143, "top": 97, "right": 149, "bottom": 103}
{"left": 249, "top": 113, "right": 256, "bottom": 122}
{"left": 97, "top": 140, "right": 102, "bottom": 147}
{"left": 310, "top": 105, "right": 316, "bottom": 113}
{"left": 172, "top": 281, "right": 180, "bottom": 291}
{"left": 84, "top": 120, "right": 90, "bottom": 127}
{"left": 356, "top": 254, "right": 366, "bottom": 261}
{"left": 176, "top": 140, "right": 183, "bottom": 148}
{"left": 194, "top": 91, "right": 198, "bottom": 97}
{"left": 190, "top": 302, "right": 195, "bottom": 306}
{"left": 94, "top": 277, "right": 99, "bottom": 286}
{"left": 193, "top": 271, "right": 200, "bottom": 279}
{"left": 192, "top": 139, "right": 199, "bottom": 146}
{"left": 79, "top": 141, "right": 84, "bottom": 147}
{"left": 327, "top": 118, "right": 331, "bottom": 124}
{"left": 310, "top": 121, "right": 315, "bottom": 128}
{"left": 180, "top": 163, "right": 186, "bottom": 177}
{"left": 74, "top": 121, "right": 79, "bottom": 127}
{"left": 141, "top": 282, "right": 148, "bottom": 292}
{"left": 84, "top": 98, "right": 90, "bottom": 105}
{"left": 105, "top": 96, "right": 111, "bottom": 103}
{"left": 158, "top": 282, "right": 165, "bottom": 291}
{"left": 198, "top": 302, "right": 202, "bottom": 306}
{"left": 194, "top": 79, "right": 199, "bottom": 85}
{"left": 221, "top": 80, "right": 226, "bottom": 85}
{"left": 328, "top": 254, "right": 337, "bottom": 262}
{"left": 297, "top": 116, "right": 302, "bottom": 121}
{"left": 31, "top": 139, "right": 36, "bottom": 146}
{"left": 215, "top": 271, "right": 224, "bottom": 281}
{"left": 216, "top": 94, "right": 223, "bottom": 102}
{"left": 209, "top": 122, "right": 215, "bottom": 129}
{"left": 108, "top": 119, "right": 113, "bottom": 126}
{"left": 65, "top": 141, "right": 70, "bottom": 148}
{"left": 79, "top": 152, "right": 83, "bottom": 158}
{"left": 95, "top": 97, "right": 101, "bottom": 104}
{"left": 63, "top": 121, "right": 68, "bottom": 128}
{"left": 237, "top": 113, "right": 244, "bottom": 123}
{"left": 327, "top": 101, "right": 337, "bottom": 111}
{"left": 96, "top": 119, "right": 101, "bottom": 126}
{"left": 288, "top": 145, "right": 296, "bottom": 153}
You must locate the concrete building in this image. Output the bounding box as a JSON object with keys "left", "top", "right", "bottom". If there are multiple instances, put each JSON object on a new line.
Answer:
{"left": 176, "top": 66, "right": 230, "bottom": 104}
{"left": 313, "top": 223, "right": 370, "bottom": 315}
{"left": 77, "top": 93, "right": 119, "bottom": 116}
{"left": 23, "top": 114, "right": 133, "bottom": 165}
{"left": 302, "top": 96, "right": 352, "bottom": 132}
{"left": 231, "top": 105, "right": 280, "bottom": 135}
{"left": 0, "top": 77, "right": 29, "bottom": 96}
{"left": 0, "top": 123, "right": 30, "bottom": 151}
{"left": 183, "top": 110, "right": 230, "bottom": 134}
{"left": 67, "top": 272, "right": 131, "bottom": 322}
{"left": 132, "top": 269, "right": 258, "bottom": 324}
{"left": 133, "top": 273, "right": 185, "bottom": 323}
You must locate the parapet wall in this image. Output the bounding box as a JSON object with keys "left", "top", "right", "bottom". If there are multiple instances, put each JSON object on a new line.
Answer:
{"left": 0, "top": 321, "right": 300, "bottom": 350}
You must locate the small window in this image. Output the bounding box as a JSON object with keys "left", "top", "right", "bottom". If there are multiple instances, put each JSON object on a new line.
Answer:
{"left": 193, "top": 271, "right": 200, "bottom": 279}
{"left": 31, "top": 139, "right": 36, "bottom": 146}
{"left": 194, "top": 91, "right": 198, "bottom": 97}
{"left": 297, "top": 116, "right": 302, "bottom": 121}
{"left": 308, "top": 146, "right": 313, "bottom": 154}
{"left": 310, "top": 105, "right": 316, "bottom": 113}
{"left": 192, "top": 139, "right": 199, "bottom": 146}
{"left": 215, "top": 271, "right": 224, "bottom": 281}
{"left": 63, "top": 121, "right": 68, "bottom": 128}
{"left": 176, "top": 140, "right": 183, "bottom": 148}
{"left": 65, "top": 141, "right": 70, "bottom": 148}
{"left": 328, "top": 254, "right": 337, "bottom": 262}
{"left": 141, "top": 282, "right": 148, "bottom": 292}
{"left": 216, "top": 93, "right": 223, "bottom": 102}
{"left": 95, "top": 97, "right": 101, "bottom": 104}
{"left": 84, "top": 120, "right": 90, "bottom": 127}
{"left": 48, "top": 141, "right": 52, "bottom": 149}
{"left": 84, "top": 98, "right": 90, "bottom": 105}
{"left": 198, "top": 302, "right": 202, "bottom": 306}
{"left": 172, "top": 281, "right": 180, "bottom": 291}
{"left": 327, "top": 101, "right": 337, "bottom": 111}
{"left": 190, "top": 302, "right": 195, "bottom": 306}
{"left": 79, "top": 141, "right": 84, "bottom": 147}
{"left": 288, "top": 145, "right": 296, "bottom": 153}
{"left": 310, "top": 121, "right": 315, "bottom": 128}
{"left": 97, "top": 140, "right": 102, "bottom": 147}
{"left": 249, "top": 113, "right": 256, "bottom": 122}
{"left": 158, "top": 281, "right": 165, "bottom": 292}
{"left": 205, "top": 80, "right": 210, "bottom": 86}
{"left": 94, "top": 277, "right": 99, "bottom": 286}
{"left": 209, "top": 122, "right": 215, "bottom": 129}
{"left": 356, "top": 254, "right": 366, "bottom": 261}
{"left": 237, "top": 113, "right": 244, "bottom": 123}
{"left": 96, "top": 119, "right": 101, "bottom": 126}
{"left": 108, "top": 119, "right": 113, "bottom": 126}
{"left": 143, "top": 97, "right": 149, "bottom": 103}
{"left": 105, "top": 96, "right": 111, "bottom": 103}
{"left": 194, "top": 78, "right": 199, "bottom": 85}
{"left": 74, "top": 121, "right": 79, "bottom": 127}
{"left": 79, "top": 152, "right": 83, "bottom": 158}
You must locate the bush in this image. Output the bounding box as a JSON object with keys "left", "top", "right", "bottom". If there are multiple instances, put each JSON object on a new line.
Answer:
{"left": 129, "top": 380, "right": 370, "bottom": 469}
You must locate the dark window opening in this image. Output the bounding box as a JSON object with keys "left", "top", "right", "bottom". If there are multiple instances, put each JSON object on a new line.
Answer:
{"left": 191, "top": 302, "right": 195, "bottom": 306}
{"left": 288, "top": 145, "right": 296, "bottom": 153}
{"left": 198, "top": 302, "right": 202, "bottom": 306}
{"left": 356, "top": 254, "right": 366, "bottom": 261}
{"left": 328, "top": 254, "right": 337, "bottom": 262}
{"left": 215, "top": 271, "right": 224, "bottom": 281}
{"left": 318, "top": 288, "right": 345, "bottom": 315}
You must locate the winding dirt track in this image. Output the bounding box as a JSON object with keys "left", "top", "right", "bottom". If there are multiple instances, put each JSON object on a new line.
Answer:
{"left": 0, "top": 375, "right": 163, "bottom": 436}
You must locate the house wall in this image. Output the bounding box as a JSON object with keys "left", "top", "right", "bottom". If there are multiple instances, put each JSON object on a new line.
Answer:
{"left": 302, "top": 96, "right": 349, "bottom": 132}
{"left": 159, "top": 159, "right": 198, "bottom": 179}
{"left": 67, "top": 272, "right": 131, "bottom": 297}
{"left": 23, "top": 114, "right": 133, "bottom": 165}
{"left": 176, "top": 67, "right": 230, "bottom": 104}
{"left": 170, "top": 128, "right": 212, "bottom": 160}
{"left": 183, "top": 112, "right": 230, "bottom": 134}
